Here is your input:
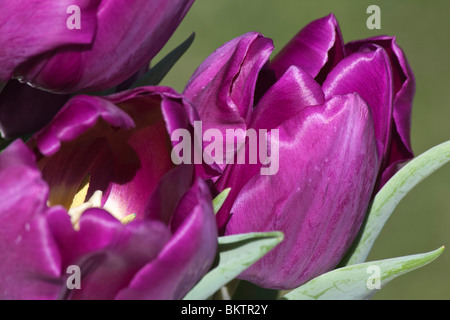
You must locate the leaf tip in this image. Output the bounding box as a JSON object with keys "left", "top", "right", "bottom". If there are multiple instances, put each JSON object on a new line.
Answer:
{"left": 213, "top": 188, "right": 232, "bottom": 214}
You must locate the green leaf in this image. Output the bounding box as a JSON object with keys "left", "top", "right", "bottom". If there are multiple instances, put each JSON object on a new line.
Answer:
{"left": 342, "top": 140, "right": 450, "bottom": 266}
{"left": 0, "top": 133, "right": 34, "bottom": 152}
{"left": 283, "top": 246, "right": 444, "bottom": 300}
{"left": 0, "top": 137, "right": 11, "bottom": 151}
{"left": 131, "top": 32, "right": 195, "bottom": 88}
{"left": 183, "top": 231, "right": 284, "bottom": 300}
{"left": 212, "top": 188, "right": 231, "bottom": 214}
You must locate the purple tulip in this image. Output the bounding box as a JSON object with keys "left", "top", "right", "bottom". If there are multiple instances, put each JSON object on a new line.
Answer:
{"left": 183, "top": 14, "right": 415, "bottom": 289}
{"left": 0, "top": 0, "right": 195, "bottom": 93}
{"left": 271, "top": 14, "right": 415, "bottom": 189}
{"left": 0, "top": 87, "right": 217, "bottom": 299}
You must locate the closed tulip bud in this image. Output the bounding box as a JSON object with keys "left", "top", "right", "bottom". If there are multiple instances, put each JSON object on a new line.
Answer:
{"left": 0, "top": 0, "right": 195, "bottom": 93}
{"left": 183, "top": 14, "right": 415, "bottom": 289}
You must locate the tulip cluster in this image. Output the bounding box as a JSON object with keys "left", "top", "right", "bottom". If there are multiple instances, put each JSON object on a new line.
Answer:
{"left": 0, "top": 1, "right": 420, "bottom": 300}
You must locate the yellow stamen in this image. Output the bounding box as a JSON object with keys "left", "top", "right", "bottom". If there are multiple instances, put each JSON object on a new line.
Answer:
{"left": 120, "top": 213, "right": 137, "bottom": 225}
{"left": 68, "top": 190, "right": 103, "bottom": 230}
{"left": 64, "top": 174, "right": 136, "bottom": 229}
{"left": 70, "top": 175, "right": 91, "bottom": 209}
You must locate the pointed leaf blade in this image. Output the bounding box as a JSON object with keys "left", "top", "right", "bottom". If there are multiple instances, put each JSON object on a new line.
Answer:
{"left": 283, "top": 246, "right": 444, "bottom": 300}
{"left": 131, "top": 32, "right": 195, "bottom": 88}
{"left": 183, "top": 231, "right": 284, "bottom": 300}
{"left": 213, "top": 188, "right": 231, "bottom": 214}
{"left": 343, "top": 141, "right": 450, "bottom": 266}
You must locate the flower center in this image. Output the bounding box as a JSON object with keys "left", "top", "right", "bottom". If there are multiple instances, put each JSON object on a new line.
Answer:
{"left": 67, "top": 176, "right": 136, "bottom": 230}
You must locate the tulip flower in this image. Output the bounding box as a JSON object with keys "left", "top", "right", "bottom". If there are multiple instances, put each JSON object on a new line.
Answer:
{"left": 0, "top": 87, "right": 218, "bottom": 299}
{"left": 183, "top": 14, "right": 415, "bottom": 289}
{"left": 270, "top": 14, "right": 415, "bottom": 188}
{"left": 0, "top": 0, "right": 195, "bottom": 93}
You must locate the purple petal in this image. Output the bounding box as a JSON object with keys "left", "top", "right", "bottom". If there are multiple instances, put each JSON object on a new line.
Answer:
{"left": 250, "top": 66, "right": 325, "bottom": 129}
{"left": 214, "top": 66, "right": 325, "bottom": 232}
{"left": 346, "top": 36, "right": 415, "bottom": 186}
{"left": 33, "top": 94, "right": 135, "bottom": 157}
{"left": 18, "top": 0, "right": 195, "bottom": 93}
{"left": 33, "top": 88, "right": 194, "bottom": 222}
{"left": 47, "top": 208, "right": 171, "bottom": 300}
{"left": 184, "top": 32, "right": 274, "bottom": 170}
{"left": 0, "top": 0, "right": 100, "bottom": 81}
{"left": 157, "top": 89, "right": 222, "bottom": 179}
{"left": 0, "top": 140, "right": 63, "bottom": 299}
{"left": 224, "top": 94, "right": 379, "bottom": 289}
{"left": 145, "top": 164, "right": 195, "bottom": 224}
{"left": 322, "top": 45, "right": 394, "bottom": 166}
{"left": 97, "top": 95, "right": 176, "bottom": 220}
{"left": 184, "top": 32, "right": 273, "bottom": 120}
{"left": 270, "top": 14, "right": 345, "bottom": 82}
{"left": 36, "top": 143, "right": 88, "bottom": 211}
{"left": 31, "top": 94, "right": 137, "bottom": 213}
{"left": 0, "top": 80, "right": 69, "bottom": 139}
{"left": 116, "top": 178, "right": 217, "bottom": 300}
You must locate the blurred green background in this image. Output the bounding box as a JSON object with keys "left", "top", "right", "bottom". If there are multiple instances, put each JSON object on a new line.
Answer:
{"left": 155, "top": 0, "right": 450, "bottom": 299}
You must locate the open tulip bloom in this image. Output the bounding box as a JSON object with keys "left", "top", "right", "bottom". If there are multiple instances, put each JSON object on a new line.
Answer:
{"left": 0, "top": 87, "right": 218, "bottom": 299}
{"left": 0, "top": 7, "right": 449, "bottom": 301}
